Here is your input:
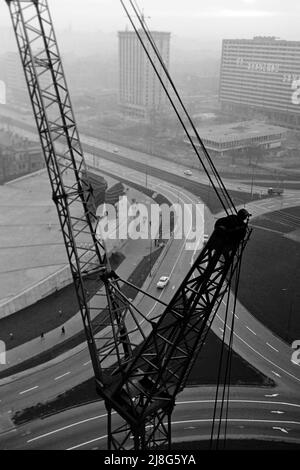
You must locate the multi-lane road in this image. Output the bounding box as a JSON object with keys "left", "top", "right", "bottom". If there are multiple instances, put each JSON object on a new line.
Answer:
{"left": 2, "top": 388, "right": 300, "bottom": 450}
{"left": 0, "top": 112, "right": 300, "bottom": 449}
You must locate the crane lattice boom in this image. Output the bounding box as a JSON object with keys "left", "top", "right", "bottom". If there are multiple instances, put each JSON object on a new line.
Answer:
{"left": 6, "top": 0, "right": 250, "bottom": 450}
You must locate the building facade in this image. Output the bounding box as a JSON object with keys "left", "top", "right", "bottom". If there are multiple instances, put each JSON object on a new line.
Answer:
{"left": 219, "top": 37, "right": 300, "bottom": 128}
{"left": 0, "top": 129, "right": 44, "bottom": 183}
{"left": 185, "top": 121, "right": 287, "bottom": 157}
{"left": 3, "top": 52, "right": 29, "bottom": 106}
{"left": 118, "top": 29, "right": 171, "bottom": 120}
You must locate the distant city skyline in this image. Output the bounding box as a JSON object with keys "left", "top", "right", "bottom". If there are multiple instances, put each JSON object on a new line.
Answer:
{"left": 0, "top": 1, "right": 299, "bottom": 42}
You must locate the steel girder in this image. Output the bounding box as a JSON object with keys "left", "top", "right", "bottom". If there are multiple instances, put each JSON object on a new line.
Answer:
{"left": 6, "top": 0, "right": 250, "bottom": 450}
{"left": 98, "top": 230, "right": 249, "bottom": 449}
{"left": 5, "top": 0, "right": 137, "bottom": 384}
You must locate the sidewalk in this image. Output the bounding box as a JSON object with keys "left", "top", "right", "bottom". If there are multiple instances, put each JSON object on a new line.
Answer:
{"left": 1, "top": 237, "right": 152, "bottom": 371}
{"left": 0, "top": 178, "right": 158, "bottom": 367}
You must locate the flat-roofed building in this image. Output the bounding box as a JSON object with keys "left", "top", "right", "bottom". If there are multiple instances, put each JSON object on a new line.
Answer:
{"left": 118, "top": 29, "right": 170, "bottom": 120}
{"left": 185, "top": 121, "right": 287, "bottom": 156}
{"left": 219, "top": 37, "right": 300, "bottom": 128}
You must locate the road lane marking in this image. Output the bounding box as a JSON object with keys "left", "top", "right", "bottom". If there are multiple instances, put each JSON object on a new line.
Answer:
{"left": 177, "top": 399, "right": 300, "bottom": 409}
{"left": 27, "top": 412, "right": 113, "bottom": 443}
{"left": 19, "top": 386, "right": 39, "bottom": 395}
{"left": 27, "top": 398, "right": 300, "bottom": 445}
{"left": 246, "top": 326, "right": 256, "bottom": 336}
{"left": 54, "top": 372, "right": 71, "bottom": 381}
{"left": 67, "top": 419, "right": 300, "bottom": 449}
{"left": 271, "top": 411, "right": 284, "bottom": 415}
{"left": 266, "top": 343, "right": 279, "bottom": 353}
{"left": 67, "top": 435, "right": 107, "bottom": 450}
{"left": 83, "top": 361, "right": 91, "bottom": 366}
{"left": 265, "top": 394, "right": 279, "bottom": 398}
{"left": 271, "top": 371, "right": 281, "bottom": 378}
{"left": 216, "top": 313, "right": 300, "bottom": 383}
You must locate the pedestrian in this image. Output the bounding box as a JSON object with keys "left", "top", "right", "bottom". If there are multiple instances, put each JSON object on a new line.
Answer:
{"left": 9, "top": 332, "right": 14, "bottom": 341}
{"left": 61, "top": 326, "right": 65, "bottom": 335}
{"left": 41, "top": 332, "right": 44, "bottom": 340}
{"left": 59, "top": 309, "right": 62, "bottom": 317}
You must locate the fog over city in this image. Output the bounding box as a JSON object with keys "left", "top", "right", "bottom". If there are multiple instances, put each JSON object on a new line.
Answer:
{"left": 1, "top": 0, "right": 300, "bottom": 455}
{"left": 0, "top": 1, "right": 299, "bottom": 44}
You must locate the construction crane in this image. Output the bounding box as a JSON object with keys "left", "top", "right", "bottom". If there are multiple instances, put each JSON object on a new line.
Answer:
{"left": 6, "top": 0, "right": 251, "bottom": 450}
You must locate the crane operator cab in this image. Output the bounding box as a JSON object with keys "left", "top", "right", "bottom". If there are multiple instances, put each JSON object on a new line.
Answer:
{"left": 214, "top": 208, "right": 251, "bottom": 248}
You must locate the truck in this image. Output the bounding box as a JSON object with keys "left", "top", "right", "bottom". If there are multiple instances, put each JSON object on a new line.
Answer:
{"left": 267, "top": 187, "right": 284, "bottom": 196}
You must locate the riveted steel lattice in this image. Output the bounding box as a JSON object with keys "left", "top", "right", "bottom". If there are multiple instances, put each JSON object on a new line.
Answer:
{"left": 6, "top": 0, "right": 250, "bottom": 450}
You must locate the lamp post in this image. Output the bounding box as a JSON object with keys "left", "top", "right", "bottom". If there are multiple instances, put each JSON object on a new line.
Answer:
{"left": 149, "top": 220, "right": 152, "bottom": 277}
{"left": 250, "top": 164, "right": 255, "bottom": 198}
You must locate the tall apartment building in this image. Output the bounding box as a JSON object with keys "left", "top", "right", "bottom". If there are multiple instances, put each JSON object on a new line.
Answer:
{"left": 219, "top": 37, "right": 300, "bottom": 128}
{"left": 118, "top": 29, "right": 171, "bottom": 120}
{"left": 3, "top": 52, "right": 29, "bottom": 106}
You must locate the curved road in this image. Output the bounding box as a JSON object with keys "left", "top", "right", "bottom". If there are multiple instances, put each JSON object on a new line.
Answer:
{"left": 2, "top": 388, "right": 300, "bottom": 450}
{"left": 0, "top": 117, "right": 299, "bottom": 449}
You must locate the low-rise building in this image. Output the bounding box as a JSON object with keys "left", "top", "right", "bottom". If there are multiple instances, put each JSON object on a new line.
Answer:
{"left": 0, "top": 129, "right": 44, "bottom": 183}
{"left": 185, "top": 120, "right": 287, "bottom": 156}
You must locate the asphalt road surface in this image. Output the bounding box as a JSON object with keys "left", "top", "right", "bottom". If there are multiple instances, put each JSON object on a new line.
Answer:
{"left": 0, "top": 113, "right": 300, "bottom": 449}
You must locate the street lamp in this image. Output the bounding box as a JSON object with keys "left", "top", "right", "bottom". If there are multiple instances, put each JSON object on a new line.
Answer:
{"left": 149, "top": 220, "right": 152, "bottom": 277}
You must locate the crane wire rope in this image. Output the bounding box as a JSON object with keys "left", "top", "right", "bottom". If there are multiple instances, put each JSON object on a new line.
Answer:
{"left": 121, "top": 0, "right": 237, "bottom": 215}
{"left": 222, "top": 246, "right": 244, "bottom": 448}
{"left": 129, "top": 0, "right": 236, "bottom": 214}
{"left": 209, "top": 265, "right": 233, "bottom": 449}
{"left": 121, "top": 0, "right": 253, "bottom": 447}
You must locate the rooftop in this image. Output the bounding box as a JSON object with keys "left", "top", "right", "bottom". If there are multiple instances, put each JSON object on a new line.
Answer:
{"left": 224, "top": 37, "right": 300, "bottom": 46}
{"left": 195, "top": 121, "right": 287, "bottom": 144}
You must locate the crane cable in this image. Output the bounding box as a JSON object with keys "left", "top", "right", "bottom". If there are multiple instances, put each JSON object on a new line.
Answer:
{"left": 209, "top": 264, "right": 233, "bottom": 449}
{"left": 121, "top": 0, "right": 251, "bottom": 446}
{"left": 222, "top": 246, "right": 244, "bottom": 448}
{"left": 209, "top": 238, "right": 248, "bottom": 449}
{"left": 127, "top": 0, "right": 235, "bottom": 214}
{"left": 128, "top": 0, "right": 237, "bottom": 215}
{"left": 216, "top": 242, "right": 244, "bottom": 449}
{"left": 120, "top": 0, "right": 237, "bottom": 215}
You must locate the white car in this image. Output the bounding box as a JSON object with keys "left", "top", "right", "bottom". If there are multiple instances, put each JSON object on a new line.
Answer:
{"left": 157, "top": 276, "right": 170, "bottom": 289}
{"left": 184, "top": 170, "right": 192, "bottom": 176}
{"left": 113, "top": 148, "right": 119, "bottom": 153}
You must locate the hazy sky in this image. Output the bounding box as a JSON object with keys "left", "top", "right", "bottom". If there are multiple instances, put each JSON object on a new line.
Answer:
{"left": 0, "top": 0, "right": 299, "bottom": 41}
